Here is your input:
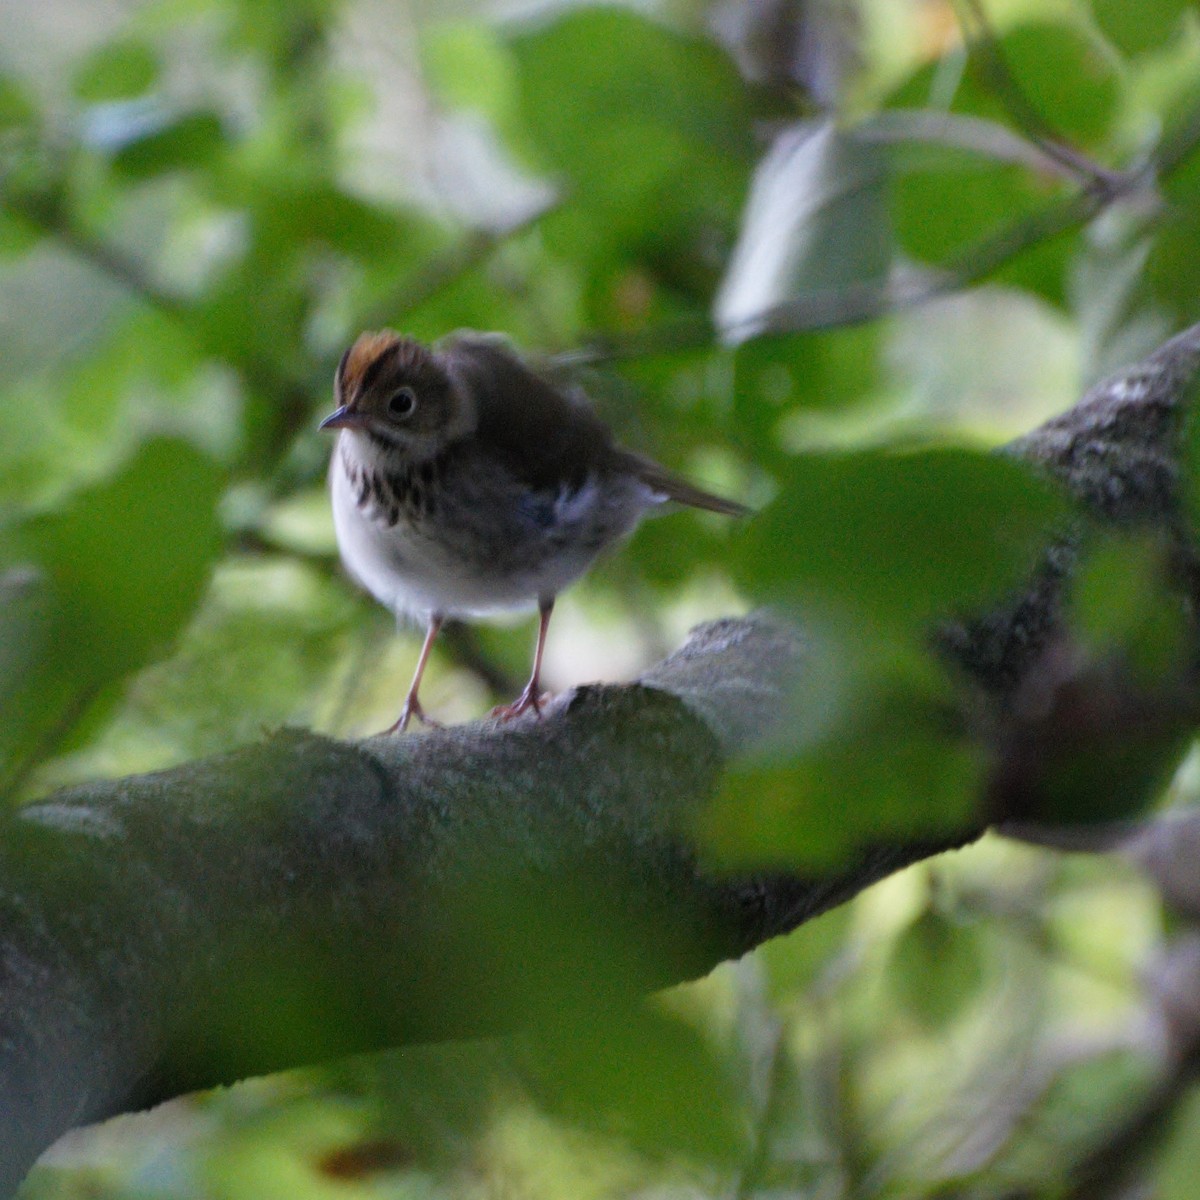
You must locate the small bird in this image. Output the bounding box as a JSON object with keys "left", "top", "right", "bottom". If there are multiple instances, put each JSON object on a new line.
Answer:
{"left": 320, "top": 330, "right": 748, "bottom": 731}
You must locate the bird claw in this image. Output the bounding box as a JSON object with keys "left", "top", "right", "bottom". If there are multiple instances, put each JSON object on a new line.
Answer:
{"left": 385, "top": 695, "right": 442, "bottom": 734}
{"left": 490, "top": 687, "right": 552, "bottom": 722}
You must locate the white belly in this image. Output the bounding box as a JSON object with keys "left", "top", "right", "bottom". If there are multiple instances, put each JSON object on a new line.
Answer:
{"left": 330, "top": 451, "right": 653, "bottom": 621}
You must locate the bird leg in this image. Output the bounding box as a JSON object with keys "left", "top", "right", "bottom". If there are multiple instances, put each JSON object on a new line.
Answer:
{"left": 492, "top": 598, "right": 554, "bottom": 721}
{"left": 387, "top": 614, "right": 444, "bottom": 733}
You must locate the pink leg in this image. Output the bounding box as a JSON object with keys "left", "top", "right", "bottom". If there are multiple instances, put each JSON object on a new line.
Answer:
{"left": 492, "top": 597, "right": 554, "bottom": 721}
{"left": 387, "top": 614, "right": 444, "bottom": 733}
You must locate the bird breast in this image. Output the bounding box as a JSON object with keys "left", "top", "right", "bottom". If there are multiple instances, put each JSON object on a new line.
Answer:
{"left": 329, "top": 437, "right": 657, "bottom": 620}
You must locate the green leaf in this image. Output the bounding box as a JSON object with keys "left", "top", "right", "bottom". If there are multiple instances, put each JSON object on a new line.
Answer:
{"left": 757, "top": 905, "right": 852, "bottom": 1001}
{"left": 734, "top": 325, "right": 884, "bottom": 428}
{"left": 702, "top": 657, "right": 982, "bottom": 869}
{"left": 1157, "top": 1087, "right": 1200, "bottom": 1200}
{"left": 1026, "top": 717, "right": 1191, "bottom": 826}
{"left": 73, "top": 40, "right": 160, "bottom": 102}
{"left": 112, "top": 111, "right": 224, "bottom": 178}
{"left": 249, "top": 182, "right": 416, "bottom": 260}
{"left": 1137, "top": 149, "right": 1200, "bottom": 338}
{"left": 509, "top": 9, "right": 758, "bottom": 245}
{"left": 889, "top": 20, "right": 1120, "bottom": 151}
{"left": 516, "top": 1006, "right": 745, "bottom": 1162}
{"left": 1068, "top": 532, "right": 1188, "bottom": 682}
{"left": 886, "top": 909, "right": 987, "bottom": 1028}
{"left": 891, "top": 149, "right": 1054, "bottom": 266}
{"left": 717, "top": 122, "right": 892, "bottom": 340}
{"left": 0, "top": 73, "right": 35, "bottom": 129}
{"left": 991, "top": 21, "right": 1121, "bottom": 147}
{"left": 0, "top": 440, "right": 222, "bottom": 787}
{"left": 1092, "top": 0, "right": 1191, "bottom": 57}
{"left": 736, "top": 445, "right": 1069, "bottom": 634}
{"left": 0, "top": 210, "right": 39, "bottom": 259}
{"left": 422, "top": 21, "right": 524, "bottom": 147}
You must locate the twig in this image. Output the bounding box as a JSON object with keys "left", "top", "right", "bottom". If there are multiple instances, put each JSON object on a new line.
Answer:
{"left": 951, "top": 0, "right": 1129, "bottom": 197}
{"left": 9, "top": 194, "right": 190, "bottom": 318}
{"left": 565, "top": 185, "right": 1106, "bottom": 364}
{"left": 856, "top": 110, "right": 1105, "bottom": 181}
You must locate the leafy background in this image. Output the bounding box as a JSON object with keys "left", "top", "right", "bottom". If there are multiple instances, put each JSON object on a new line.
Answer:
{"left": 5, "top": 0, "right": 1200, "bottom": 1195}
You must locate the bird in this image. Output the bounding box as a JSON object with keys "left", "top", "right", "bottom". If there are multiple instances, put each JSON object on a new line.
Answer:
{"left": 320, "top": 330, "right": 749, "bottom": 732}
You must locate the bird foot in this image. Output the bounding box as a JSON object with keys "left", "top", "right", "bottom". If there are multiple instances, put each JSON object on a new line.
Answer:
{"left": 384, "top": 695, "right": 442, "bottom": 734}
{"left": 490, "top": 686, "right": 552, "bottom": 722}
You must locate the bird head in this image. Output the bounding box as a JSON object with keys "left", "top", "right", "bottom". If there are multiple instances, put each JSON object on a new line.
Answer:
{"left": 320, "top": 331, "right": 475, "bottom": 460}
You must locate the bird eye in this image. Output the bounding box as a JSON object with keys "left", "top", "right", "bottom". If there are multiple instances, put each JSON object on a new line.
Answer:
{"left": 387, "top": 386, "right": 417, "bottom": 419}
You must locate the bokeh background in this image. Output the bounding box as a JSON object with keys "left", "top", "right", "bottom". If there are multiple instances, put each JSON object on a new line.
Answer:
{"left": 5, "top": 0, "right": 1200, "bottom": 1195}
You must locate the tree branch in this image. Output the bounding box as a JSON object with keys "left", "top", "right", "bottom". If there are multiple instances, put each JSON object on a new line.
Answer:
{"left": 0, "top": 615, "right": 977, "bottom": 1195}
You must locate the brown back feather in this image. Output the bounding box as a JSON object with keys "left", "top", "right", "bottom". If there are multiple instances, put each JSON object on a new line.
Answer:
{"left": 437, "top": 334, "right": 614, "bottom": 492}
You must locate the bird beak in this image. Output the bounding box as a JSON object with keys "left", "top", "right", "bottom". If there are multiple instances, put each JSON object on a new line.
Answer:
{"left": 319, "top": 405, "right": 369, "bottom": 432}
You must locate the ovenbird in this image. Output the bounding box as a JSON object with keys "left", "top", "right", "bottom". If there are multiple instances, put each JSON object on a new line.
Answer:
{"left": 321, "top": 331, "right": 747, "bottom": 731}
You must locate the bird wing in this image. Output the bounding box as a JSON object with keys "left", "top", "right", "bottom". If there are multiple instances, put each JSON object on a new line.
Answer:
{"left": 438, "top": 333, "right": 614, "bottom": 494}
{"left": 439, "top": 333, "right": 751, "bottom": 517}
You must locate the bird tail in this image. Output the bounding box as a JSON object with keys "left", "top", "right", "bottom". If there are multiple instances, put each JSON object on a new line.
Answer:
{"left": 615, "top": 451, "right": 752, "bottom": 518}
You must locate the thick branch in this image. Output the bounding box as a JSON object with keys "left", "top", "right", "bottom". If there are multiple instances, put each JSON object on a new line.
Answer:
{"left": 0, "top": 616, "right": 975, "bottom": 1194}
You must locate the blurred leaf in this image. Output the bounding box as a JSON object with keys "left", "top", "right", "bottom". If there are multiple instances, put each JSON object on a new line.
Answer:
{"left": 1141, "top": 151, "right": 1200, "bottom": 345}
{"left": 885, "top": 909, "right": 986, "bottom": 1028}
{"left": 715, "top": 121, "right": 891, "bottom": 341}
{"left": 880, "top": 17, "right": 1120, "bottom": 309}
{"left": 112, "top": 111, "right": 225, "bottom": 178}
{"left": 0, "top": 439, "right": 221, "bottom": 787}
{"left": 31, "top": 558, "right": 363, "bottom": 792}
{"left": 733, "top": 325, "right": 884, "bottom": 443}
{"left": 889, "top": 20, "right": 1120, "bottom": 150}
{"left": 1157, "top": 1085, "right": 1200, "bottom": 1200}
{"left": 987, "top": 21, "right": 1121, "bottom": 147}
{"left": 736, "top": 445, "right": 1069, "bottom": 634}
{"left": 702, "top": 658, "right": 981, "bottom": 869}
{"left": 1026, "top": 711, "right": 1191, "bottom": 826}
{"left": 1092, "top": 0, "right": 1191, "bottom": 57}
{"left": 516, "top": 1005, "right": 745, "bottom": 1162}
{"left": 757, "top": 904, "right": 853, "bottom": 1001}
{"left": 1068, "top": 532, "right": 1188, "bottom": 681}
{"left": 422, "top": 21, "right": 524, "bottom": 148}
{"left": 73, "top": 40, "right": 160, "bottom": 103}
{"left": 891, "top": 148, "right": 1056, "bottom": 267}
{"left": 0, "top": 72, "right": 35, "bottom": 129}
{"left": 512, "top": 9, "right": 755, "bottom": 205}
{"left": 246, "top": 181, "right": 416, "bottom": 261}
{"left": 0, "top": 210, "right": 39, "bottom": 259}
{"left": 992, "top": 1049, "right": 1155, "bottom": 1185}
{"left": 219, "top": 0, "right": 338, "bottom": 65}
{"left": 509, "top": 4, "right": 760, "bottom": 305}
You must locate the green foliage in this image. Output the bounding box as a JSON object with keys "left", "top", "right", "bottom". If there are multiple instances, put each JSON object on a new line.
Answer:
{"left": 1092, "top": 0, "right": 1193, "bottom": 57}
{"left": 887, "top": 19, "right": 1122, "bottom": 150}
{"left": 510, "top": 8, "right": 757, "bottom": 233}
{"left": 516, "top": 1006, "right": 745, "bottom": 1162}
{"left": 0, "top": 440, "right": 221, "bottom": 791}
{"left": 72, "top": 41, "right": 160, "bottom": 103}
{"left": 7, "top": 0, "right": 1200, "bottom": 1194}
{"left": 736, "top": 444, "right": 1070, "bottom": 632}
{"left": 111, "top": 111, "right": 226, "bottom": 178}
{"left": 885, "top": 907, "right": 987, "bottom": 1028}
{"left": 704, "top": 640, "right": 981, "bottom": 869}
